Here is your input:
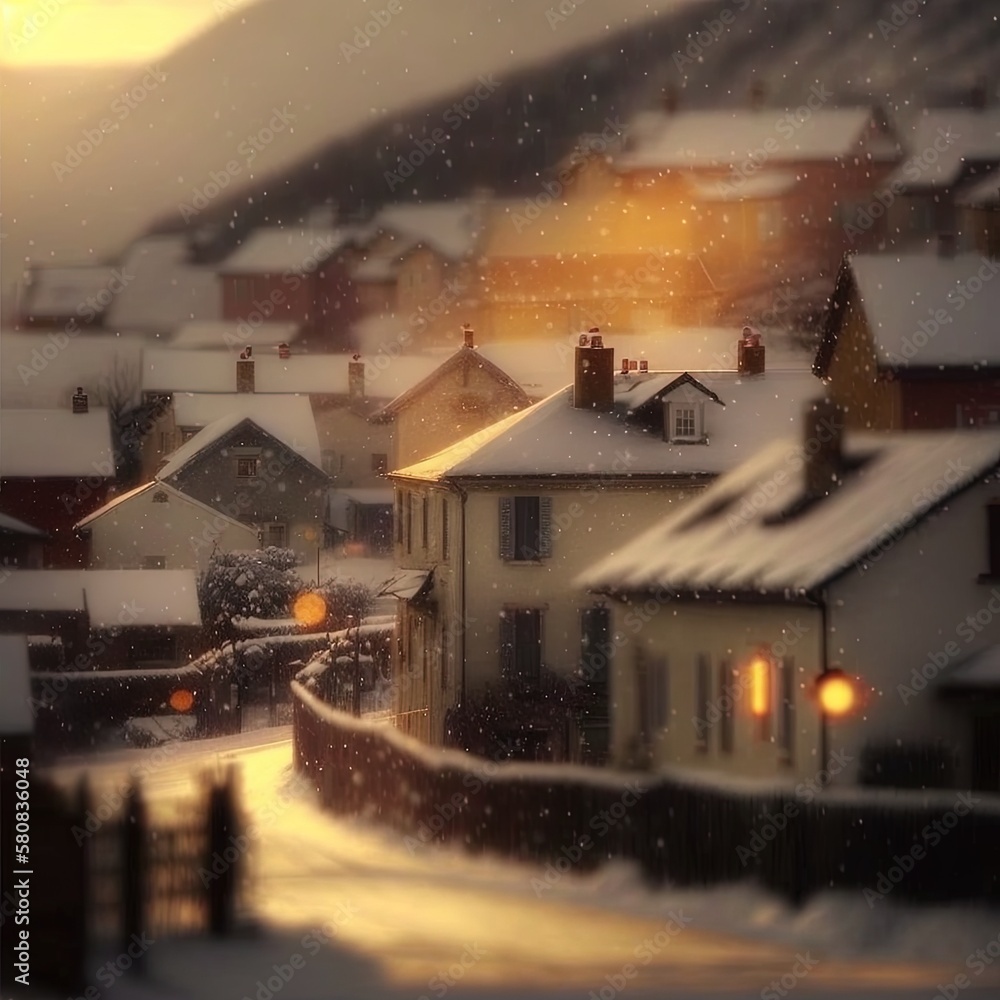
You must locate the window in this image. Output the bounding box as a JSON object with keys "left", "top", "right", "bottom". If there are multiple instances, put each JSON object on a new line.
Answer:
{"left": 666, "top": 402, "right": 704, "bottom": 443}
{"left": 233, "top": 277, "right": 252, "bottom": 302}
{"left": 695, "top": 654, "right": 711, "bottom": 752}
{"left": 441, "top": 500, "right": 450, "bottom": 559}
{"left": 237, "top": 457, "right": 259, "bottom": 479}
{"left": 440, "top": 624, "right": 448, "bottom": 691}
{"left": 405, "top": 492, "right": 413, "bottom": 554}
{"left": 989, "top": 505, "right": 1000, "bottom": 577}
{"left": 719, "top": 659, "right": 734, "bottom": 754}
{"left": 776, "top": 657, "right": 795, "bottom": 762}
{"left": 130, "top": 634, "right": 177, "bottom": 663}
{"left": 674, "top": 406, "right": 696, "bottom": 439}
{"left": 142, "top": 556, "right": 166, "bottom": 569}
{"left": 750, "top": 651, "right": 773, "bottom": 741}
{"left": 372, "top": 453, "right": 388, "bottom": 475}
{"left": 499, "top": 608, "right": 542, "bottom": 687}
{"left": 580, "top": 605, "right": 611, "bottom": 687}
{"left": 159, "top": 431, "right": 174, "bottom": 453}
{"left": 264, "top": 523, "right": 286, "bottom": 547}
{"left": 636, "top": 649, "right": 668, "bottom": 740}
{"left": 421, "top": 495, "right": 429, "bottom": 549}
{"left": 499, "top": 496, "right": 552, "bottom": 561}
{"left": 321, "top": 449, "right": 338, "bottom": 475}
{"left": 395, "top": 493, "right": 404, "bottom": 545}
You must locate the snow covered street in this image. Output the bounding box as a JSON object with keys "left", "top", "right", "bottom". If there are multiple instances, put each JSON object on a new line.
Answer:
{"left": 46, "top": 728, "right": 1000, "bottom": 999}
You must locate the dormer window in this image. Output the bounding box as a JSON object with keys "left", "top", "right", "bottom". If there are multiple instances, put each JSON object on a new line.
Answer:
{"left": 667, "top": 401, "right": 705, "bottom": 443}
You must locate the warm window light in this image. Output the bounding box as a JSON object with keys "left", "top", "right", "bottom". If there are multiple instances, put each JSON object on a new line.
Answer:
{"left": 817, "top": 669, "right": 857, "bottom": 718}
{"left": 750, "top": 655, "right": 770, "bottom": 716}
{"left": 169, "top": 689, "right": 194, "bottom": 713}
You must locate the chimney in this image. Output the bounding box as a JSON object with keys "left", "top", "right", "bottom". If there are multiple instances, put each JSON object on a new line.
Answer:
{"left": 573, "top": 328, "right": 615, "bottom": 411}
{"left": 803, "top": 398, "right": 846, "bottom": 500}
{"left": 937, "top": 232, "right": 958, "bottom": 258}
{"left": 661, "top": 85, "right": 679, "bottom": 114}
{"left": 737, "top": 326, "right": 766, "bottom": 375}
{"left": 348, "top": 355, "right": 366, "bottom": 401}
{"left": 72, "top": 387, "right": 88, "bottom": 414}
{"left": 462, "top": 323, "right": 475, "bottom": 349}
{"left": 278, "top": 342, "right": 290, "bottom": 359}
{"left": 236, "top": 349, "right": 255, "bottom": 393}
{"left": 749, "top": 80, "right": 766, "bottom": 111}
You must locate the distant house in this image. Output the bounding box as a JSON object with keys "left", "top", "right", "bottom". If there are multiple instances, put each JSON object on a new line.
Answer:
{"left": 0, "top": 513, "right": 47, "bottom": 569}
{"left": 370, "top": 327, "right": 530, "bottom": 469}
{"left": 815, "top": 247, "right": 1000, "bottom": 429}
{"left": 578, "top": 408, "right": 1000, "bottom": 793}
{"left": 0, "top": 395, "right": 114, "bottom": 567}
{"left": 168, "top": 320, "right": 300, "bottom": 352}
{"left": 217, "top": 227, "right": 357, "bottom": 351}
{"left": 15, "top": 265, "right": 123, "bottom": 330}
{"left": 957, "top": 170, "right": 1000, "bottom": 259}
{"left": 76, "top": 481, "right": 259, "bottom": 573}
{"left": 0, "top": 569, "right": 202, "bottom": 669}
{"left": 388, "top": 331, "right": 821, "bottom": 757}
{"left": 155, "top": 398, "right": 330, "bottom": 559}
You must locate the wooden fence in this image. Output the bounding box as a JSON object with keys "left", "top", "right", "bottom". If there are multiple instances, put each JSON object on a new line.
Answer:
{"left": 292, "top": 681, "right": 1000, "bottom": 907}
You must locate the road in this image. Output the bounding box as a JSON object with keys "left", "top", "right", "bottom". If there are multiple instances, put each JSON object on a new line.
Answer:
{"left": 50, "top": 728, "right": 1000, "bottom": 999}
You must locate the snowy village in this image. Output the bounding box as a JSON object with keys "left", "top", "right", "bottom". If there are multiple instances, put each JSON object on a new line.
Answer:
{"left": 2, "top": 1, "right": 1000, "bottom": 998}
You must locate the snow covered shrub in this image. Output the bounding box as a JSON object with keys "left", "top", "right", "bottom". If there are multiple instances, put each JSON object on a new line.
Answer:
{"left": 198, "top": 547, "right": 302, "bottom": 648}
{"left": 314, "top": 579, "right": 376, "bottom": 632}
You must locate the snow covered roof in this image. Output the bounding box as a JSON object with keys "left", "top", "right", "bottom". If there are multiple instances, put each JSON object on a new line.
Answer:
{"left": 352, "top": 255, "right": 400, "bottom": 282}
{"left": 0, "top": 569, "right": 202, "bottom": 627}
{"left": 157, "top": 410, "right": 323, "bottom": 479}
{"left": 956, "top": 170, "right": 1000, "bottom": 206}
{"left": 371, "top": 345, "right": 527, "bottom": 421}
{"left": 171, "top": 392, "right": 316, "bottom": 443}
{"left": 0, "top": 407, "right": 114, "bottom": 479}
{"left": 370, "top": 200, "right": 481, "bottom": 260}
{"left": 888, "top": 108, "right": 1000, "bottom": 188}
{"left": 0, "top": 512, "right": 46, "bottom": 537}
{"left": 141, "top": 349, "right": 440, "bottom": 399}
{"left": 336, "top": 488, "right": 393, "bottom": 505}
{"left": 577, "top": 430, "right": 1000, "bottom": 597}
{"left": 393, "top": 369, "right": 821, "bottom": 481}
{"left": 169, "top": 320, "right": 301, "bottom": 350}
{"left": 685, "top": 171, "right": 800, "bottom": 202}
{"left": 0, "top": 333, "right": 146, "bottom": 410}
{"left": 21, "top": 265, "right": 118, "bottom": 319}
{"left": 75, "top": 480, "right": 254, "bottom": 533}
{"left": 378, "top": 568, "right": 433, "bottom": 600}
{"left": 219, "top": 227, "right": 349, "bottom": 275}
{"left": 103, "top": 235, "right": 221, "bottom": 333}
{"left": 0, "top": 636, "right": 32, "bottom": 734}
{"left": 817, "top": 252, "right": 1000, "bottom": 372}
{"left": 941, "top": 645, "right": 1000, "bottom": 689}
{"left": 620, "top": 108, "right": 886, "bottom": 171}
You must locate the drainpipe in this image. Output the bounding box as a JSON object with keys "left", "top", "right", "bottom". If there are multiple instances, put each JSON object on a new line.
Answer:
{"left": 456, "top": 481, "right": 468, "bottom": 704}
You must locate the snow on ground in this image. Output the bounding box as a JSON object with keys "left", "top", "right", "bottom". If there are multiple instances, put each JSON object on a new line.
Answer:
{"left": 44, "top": 730, "right": 1000, "bottom": 999}
{"left": 295, "top": 553, "right": 396, "bottom": 590}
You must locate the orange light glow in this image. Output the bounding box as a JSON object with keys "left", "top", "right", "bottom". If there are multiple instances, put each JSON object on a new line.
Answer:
{"left": 818, "top": 671, "right": 857, "bottom": 718}
{"left": 292, "top": 591, "right": 327, "bottom": 628}
{"left": 749, "top": 656, "right": 770, "bottom": 717}
{"left": 169, "top": 688, "right": 194, "bottom": 713}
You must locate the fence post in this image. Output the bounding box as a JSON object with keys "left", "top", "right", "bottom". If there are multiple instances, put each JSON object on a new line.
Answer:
{"left": 207, "top": 767, "right": 239, "bottom": 936}
{"left": 122, "top": 782, "right": 147, "bottom": 975}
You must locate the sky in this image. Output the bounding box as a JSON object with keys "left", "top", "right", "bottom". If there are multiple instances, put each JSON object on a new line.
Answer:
{"left": 0, "top": 0, "right": 257, "bottom": 65}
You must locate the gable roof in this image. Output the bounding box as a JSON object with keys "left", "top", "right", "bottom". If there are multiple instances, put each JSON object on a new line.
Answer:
{"left": 157, "top": 413, "right": 324, "bottom": 480}
{"left": 815, "top": 252, "right": 1000, "bottom": 375}
{"left": 887, "top": 108, "right": 1000, "bottom": 189}
{"left": 20, "top": 265, "right": 119, "bottom": 320}
{"left": 0, "top": 512, "right": 47, "bottom": 537}
{"left": 619, "top": 107, "right": 892, "bottom": 171}
{"left": 393, "top": 369, "right": 820, "bottom": 481}
{"left": 956, "top": 170, "right": 1000, "bottom": 207}
{"left": 577, "top": 430, "right": 1000, "bottom": 598}
{"left": 370, "top": 200, "right": 481, "bottom": 260}
{"left": 0, "top": 408, "right": 114, "bottom": 479}
{"left": 371, "top": 345, "right": 528, "bottom": 422}
{"left": 218, "top": 227, "right": 350, "bottom": 275}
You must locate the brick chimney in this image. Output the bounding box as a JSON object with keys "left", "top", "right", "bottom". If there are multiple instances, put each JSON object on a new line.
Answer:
{"left": 236, "top": 347, "right": 255, "bottom": 393}
{"left": 804, "top": 398, "right": 846, "bottom": 500}
{"left": 462, "top": 323, "right": 475, "bottom": 348}
{"left": 573, "top": 328, "right": 615, "bottom": 411}
{"left": 348, "top": 355, "right": 366, "bottom": 401}
{"left": 278, "top": 342, "right": 290, "bottom": 359}
{"left": 72, "top": 387, "right": 88, "bottom": 413}
{"left": 737, "top": 326, "right": 766, "bottom": 375}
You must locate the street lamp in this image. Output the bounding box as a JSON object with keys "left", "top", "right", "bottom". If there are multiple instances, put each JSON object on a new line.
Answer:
{"left": 816, "top": 667, "right": 858, "bottom": 786}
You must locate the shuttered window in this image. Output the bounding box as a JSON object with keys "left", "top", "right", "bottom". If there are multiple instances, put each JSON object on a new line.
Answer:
{"left": 719, "top": 659, "right": 734, "bottom": 754}
{"left": 499, "top": 608, "right": 542, "bottom": 687}
{"left": 441, "top": 499, "right": 450, "bottom": 560}
{"left": 777, "top": 656, "right": 795, "bottom": 762}
{"left": 580, "top": 606, "right": 611, "bottom": 687}
{"left": 695, "top": 654, "right": 711, "bottom": 752}
{"left": 499, "top": 496, "right": 552, "bottom": 561}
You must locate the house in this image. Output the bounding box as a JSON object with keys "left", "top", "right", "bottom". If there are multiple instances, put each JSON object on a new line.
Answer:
{"left": 75, "top": 481, "right": 259, "bottom": 573}
{"left": 388, "top": 331, "right": 821, "bottom": 757}
{"left": 14, "top": 265, "right": 124, "bottom": 330}
{"left": 346, "top": 200, "right": 484, "bottom": 346}
{"left": 577, "top": 404, "right": 1000, "bottom": 793}
{"left": 0, "top": 569, "right": 202, "bottom": 668}
{"left": 217, "top": 226, "right": 357, "bottom": 351}
{"left": 168, "top": 320, "right": 300, "bottom": 352}
{"left": 0, "top": 395, "right": 115, "bottom": 567}
{"left": 873, "top": 101, "right": 1000, "bottom": 251}
{"left": 815, "top": 245, "right": 1000, "bottom": 429}
{"left": 957, "top": 170, "right": 1000, "bottom": 259}
{"left": 0, "top": 513, "right": 47, "bottom": 568}
{"left": 370, "top": 327, "right": 530, "bottom": 468}
{"left": 155, "top": 398, "right": 330, "bottom": 560}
